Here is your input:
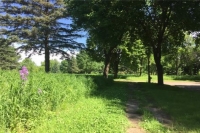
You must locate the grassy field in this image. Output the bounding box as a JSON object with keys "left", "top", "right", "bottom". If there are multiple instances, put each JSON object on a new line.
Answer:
{"left": 116, "top": 74, "right": 200, "bottom": 82}
{"left": 0, "top": 70, "right": 129, "bottom": 132}
{"left": 2, "top": 70, "right": 200, "bottom": 133}
{"left": 129, "top": 82, "right": 200, "bottom": 133}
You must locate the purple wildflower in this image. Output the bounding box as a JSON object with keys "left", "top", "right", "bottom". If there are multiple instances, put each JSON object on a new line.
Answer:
{"left": 19, "top": 66, "right": 29, "bottom": 80}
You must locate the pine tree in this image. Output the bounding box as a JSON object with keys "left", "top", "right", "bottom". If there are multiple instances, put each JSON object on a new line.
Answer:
{"left": 68, "top": 57, "right": 79, "bottom": 73}
{"left": 0, "top": 38, "right": 20, "bottom": 69}
{"left": 0, "top": 0, "right": 82, "bottom": 72}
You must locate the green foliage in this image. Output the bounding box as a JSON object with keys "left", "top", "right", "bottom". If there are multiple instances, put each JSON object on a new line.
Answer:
{"left": 76, "top": 50, "right": 104, "bottom": 74}
{"left": 0, "top": 0, "right": 82, "bottom": 72}
{"left": 20, "top": 58, "right": 38, "bottom": 72}
{"left": 68, "top": 56, "right": 79, "bottom": 73}
{"left": 60, "top": 60, "right": 68, "bottom": 73}
{"left": 0, "top": 39, "right": 20, "bottom": 70}
{"left": 50, "top": 59, "right": 60, "bottom": 73}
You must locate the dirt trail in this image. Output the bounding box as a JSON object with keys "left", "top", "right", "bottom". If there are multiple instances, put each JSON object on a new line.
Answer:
{"left": 164, "top": 81, "right": 200, "bottom": 90}
{"left": 126, "top": 83, "right": 146, "bottom": 133}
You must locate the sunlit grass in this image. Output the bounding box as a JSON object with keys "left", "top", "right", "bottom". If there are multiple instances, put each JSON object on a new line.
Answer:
{"left": 0, "top": 70, "right": 129, "bottom": 132}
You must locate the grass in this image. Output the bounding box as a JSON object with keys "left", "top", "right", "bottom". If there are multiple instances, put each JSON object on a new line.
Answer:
{"left": 117, "top": 74, "right": 200, "bottom": 82}
{"left": 0, "top": 70, "right": 129, "bottom": 132}
{"left": 131, "top": 82, "right": 200, "bottom": 133}
{"left": 116, "top": 74, "right": 175, "bottom": 82}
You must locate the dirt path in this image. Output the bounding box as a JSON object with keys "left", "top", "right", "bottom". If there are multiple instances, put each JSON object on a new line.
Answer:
{"left": 164, "top": 81, "right": 200, "bottom": 91}
{"left": 126, "top": 83, "right": 146, "bottom": 133}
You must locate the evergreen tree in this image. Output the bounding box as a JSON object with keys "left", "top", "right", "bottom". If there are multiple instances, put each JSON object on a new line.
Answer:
{"left": 68, "top": 57, "right": 79, "bottom": 73}
{"left": 0, "top": 0, "right": 83, "bottom": 72}
{"left": 50, "top": 59, "right": 60, "bottom": 73}
{"left": 60, "top": 60, "right": 68, "bottom": 73}
{"left": 0, "top": 38, "right": 19, "bottom": 70}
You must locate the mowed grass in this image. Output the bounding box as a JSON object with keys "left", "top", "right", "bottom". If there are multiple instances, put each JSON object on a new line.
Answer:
{"left": 132, "top": 82, "right": 200, "bottom": 133}
{"left": 116, "top": 75, "right": 175, "bottom": 82}
{"left": 0, "top": 70, "right": 129, "bottom": 132}
{"left": 116, "top": 74, "right": 200, "bottom": 82}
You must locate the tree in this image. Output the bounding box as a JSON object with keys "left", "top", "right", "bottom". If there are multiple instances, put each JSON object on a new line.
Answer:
{"left": 133, "top": 1, "right": 197, "bottom": 85}
{"left": 76, "top": 50, "right": 90, "bottom": 73}
{"left": 67, "top": 0, "right": 142, "bottom": 78}
{"left": 0, "top": 0, "right": 82, "bottom": 73}
{"left": 20, "top": 58, "right": 38, "bottom": 72}
{"left": 60, "top": 60, "right": 68, "bottom": 73}
{"left": 76, "top": 50, "right": 104, "bottom": 74}
{"left": 0, "top": 38, "right": 20, "bottom": 70}
{"left": 67, "top": 56, "right": 79, "bottom": 73}
{"left": 50, "top": 59, "right": 60, "bottom": 73}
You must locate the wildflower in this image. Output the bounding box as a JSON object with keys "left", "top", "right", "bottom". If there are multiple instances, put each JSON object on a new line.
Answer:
{"left": 19, "top": 66, "right": 29, "bottom": 80}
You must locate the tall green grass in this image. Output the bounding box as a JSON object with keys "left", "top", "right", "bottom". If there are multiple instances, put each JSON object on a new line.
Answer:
{"left": 0, "top": 70, "right": 129, "bottom": 132}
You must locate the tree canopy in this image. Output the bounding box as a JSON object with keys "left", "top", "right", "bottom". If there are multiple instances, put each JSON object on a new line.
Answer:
{"left": 0, "top": 0, "right": 83, "bottom": 72}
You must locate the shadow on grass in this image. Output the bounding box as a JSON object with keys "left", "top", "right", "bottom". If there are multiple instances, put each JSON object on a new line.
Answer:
{"left": 138, "top": 82, "right": 200, "bottom": 132}
{"left": 86, "top": 75, "right": 200, "bottom": 132}
{"left": 88, "top": 75, "right": 129, "bottom": 105}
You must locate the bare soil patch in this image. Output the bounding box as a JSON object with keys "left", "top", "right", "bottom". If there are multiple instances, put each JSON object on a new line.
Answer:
{"left": 165, "top": 81, "right": 200, "bottom": 91}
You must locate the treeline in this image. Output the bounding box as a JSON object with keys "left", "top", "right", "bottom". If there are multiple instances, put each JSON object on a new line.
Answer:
{"left": 2, "top": 1, "right": 200, "bottom": 84}
{"left": 0, "top": 46, "right": 104, "bottom": 74}
{"left": 2, "top": 35, "right": 200, "bottom": 76}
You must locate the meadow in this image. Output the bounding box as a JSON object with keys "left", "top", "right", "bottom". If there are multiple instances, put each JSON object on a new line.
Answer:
{"left": 1, "top": 70, "right": 200, "bottom": 133}
{"left": 0, "top": 70, "right": 129, "bottom": 132}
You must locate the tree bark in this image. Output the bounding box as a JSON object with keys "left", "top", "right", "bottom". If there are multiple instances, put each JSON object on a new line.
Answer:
{"left": 103, "top": 48, "right": 112, "bottom": 78}
{"left": 44, "top": 2, "right": 50, "bottom": 73}
{"left": 113, "top": 52, "right": 119, "bottom": 79}
{"left": 153, "top": 47, "right": 163, "bottom": 85}
{"left": 44, "top": 36, "right": 50, "bottom": 73}
{"left": 147, "top": 47, "right": 151, "bottom": 83}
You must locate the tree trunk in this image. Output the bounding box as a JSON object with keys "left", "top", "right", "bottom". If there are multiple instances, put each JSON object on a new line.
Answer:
{"left": 44, "top": 37, "right": 50, "bottom": 73}
{"left": 157, "top": 63, "right": 163, "bottom": 85}
{"left": 103, "top": 49, "right": 112, "bottom": 78}
{"left": 153, "top": 47, "right": 164, "bottom": 85}
{"left": 113, "top": 53, "right": 119, "bottom": 79}
{"left": 147, "top": 50, "right": 151, "bottom": 83}
{"left": 103, "top": 61, "right": 110, "bottom": 78}
{"left": 139, "top": 58, "right": 143, "bottom": 76}
{"left": 44, "top": 3, "right": 50, "bottom": 73}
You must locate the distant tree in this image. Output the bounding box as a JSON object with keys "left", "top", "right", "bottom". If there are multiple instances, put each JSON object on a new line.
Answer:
{"left": 68, "top": 57, "right": 79, "bottom": 73}
{"left": 0, "top": 38, "right": 20, "bottom": 70}
{"left": 60, "top": 60, "right": 68, "bottom": 73}
{"left": 0, "top": 0, "right": 82, "bottom": 72}
{"left": 76, "top": 50, "right": 88, "bottom": 73}
{"left": 20, "top": 58, "right": 38, "bottom": 72}
{"left": 76, "top": 50, "right": 104, "bottom": 74}
{"left": 50, "top": 59, "right": 60, "bottom": 73}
